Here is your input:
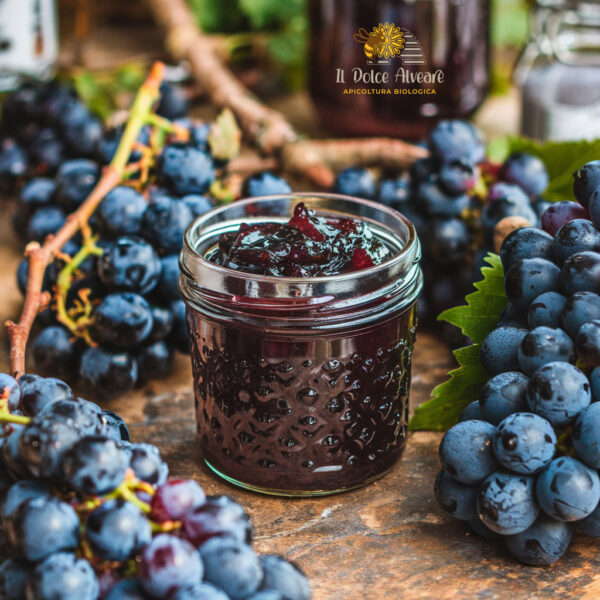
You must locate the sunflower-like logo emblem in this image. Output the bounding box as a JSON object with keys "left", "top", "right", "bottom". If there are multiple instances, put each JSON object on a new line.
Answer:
{"left": 372, "top": 23, "right": 405, "bottom": 60}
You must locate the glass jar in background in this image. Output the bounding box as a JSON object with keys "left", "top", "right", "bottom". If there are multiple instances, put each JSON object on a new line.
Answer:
{"left": 0, "top": 0, "right": 58, "bottom": 91}
{"left": 516, "top": 1, "right": 600, "bottom": 141}
{"left": 309, "top": 0, "right": 491, "bottom": 139}
{"left": 179, "top": 194, "right": 422, "bottom": 496}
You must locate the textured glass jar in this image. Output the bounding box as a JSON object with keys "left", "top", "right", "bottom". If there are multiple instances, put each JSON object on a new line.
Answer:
{"left": 179, "top": 194, "right": 422, "bottom": 496}
{"left": 309, "top": 0, "right": 491, "bottom": 139}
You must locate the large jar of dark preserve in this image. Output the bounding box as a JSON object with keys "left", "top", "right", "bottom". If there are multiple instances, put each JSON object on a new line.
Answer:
{"left": 179, "top": 194, "right": 422, "bottom": 496}
{"left": 309, "top": 0, "right": 491, "bottom": 138}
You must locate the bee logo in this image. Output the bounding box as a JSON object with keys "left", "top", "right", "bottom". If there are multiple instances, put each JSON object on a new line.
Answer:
{"left": 354, "top": 23, "right": 406, "bottom": 64}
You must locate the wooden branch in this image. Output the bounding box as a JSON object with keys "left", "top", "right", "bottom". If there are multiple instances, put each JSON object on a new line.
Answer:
{"left": 5, "top": 62, "right": 165, "bottom": 378}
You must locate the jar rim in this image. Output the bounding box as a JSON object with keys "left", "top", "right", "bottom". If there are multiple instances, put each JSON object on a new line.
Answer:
{"left": 181, "top": 192, "right": 420, "bottom": 285}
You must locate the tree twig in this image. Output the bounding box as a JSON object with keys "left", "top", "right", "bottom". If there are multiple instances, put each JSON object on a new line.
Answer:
{"left": 5, "top": 62, "right": 166, "bottom": 378}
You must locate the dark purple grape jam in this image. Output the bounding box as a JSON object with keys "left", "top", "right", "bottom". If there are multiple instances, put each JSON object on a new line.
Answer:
{"left": 210, "top": 202, "right": 392, "bottom": 277}
{"left": 180, "top": 196, "right": 422, "bottom": 495}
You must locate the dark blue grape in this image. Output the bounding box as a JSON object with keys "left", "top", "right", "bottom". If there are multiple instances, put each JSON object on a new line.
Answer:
{"left": 561, "top": 291, "right": 600, "bottom": 336}
{"left": 5, "top": 496, "right": 80, "bottom": 561}
{"left": 93, "top": 292, "right": 154, "bottom": 348}
{"left": 157, "top": 82, "right": 189, "bottom": 120}
{"left": 527, "top": 361, "right": 590, "bottom": 426}
{"left": 479, "top": 372, "right": 528, "bottom": 425}
{"left": 189, "top": 122, "right": 211, "bottom": 150}
{"left": 561, "top": 251, "right": 600, "bottom": 295}
{"left": 97, "top": 237, "right": 162, "bottom": 295}
{"left": 505, "top": 514, "right": 572, "bottom": 566}
{"left": 128, "top": 443, "right": 168, "bottom": 486}
{"left": 517, "top": 326, "right": 575, "bottom": 376}
{"left": 553, "top": 219, "right": 600, "bottom": 264}
{"left": 63, "top": 114, "right": 102, "bottom": 157}
{"left": 500, "top": 152, "right": 549, "bottom": 197}
{"left": 492, "top": 412, "right": 556, "bottom": 474}
{"left": 528, "top": 291, "right": 567, "bottom": 329}
{"left": 438, "top": 159, "right": 476, "bottom": 195}
{"left": 532, "top": 198, "right": 552, "bottom": 221}
{"left": 200, "top": 537, "right": 262, "bottom": 600}
{"left": 428, "top": 120, "right": 484, "bottom": 164}
{"left": 19, "top": 374, "right": 74, "bottom": 416}
{"left": 62, "top": 435, "right": 127, "bottom": 495}
{"left": 0, "top": 558, "right": 32, "bottom": 600}
{"left": 590, "top": 366, "right": 600, "bottom": 401}
{"left": 504, "top": 258, "right": 561, "bottom": 312}
{"left": 55, "top": 159, "right": 99, "bottom": 211}
{"left": 439, "top": 420, "right": 498, "bottom": 485}
{"left": 31, "top": 325, "right": 79, "bottom": 380}
{"left": 576, "top": 320, "right": 600, "bottom": 365}
{"left": 467, "top": 517, "right": 503, "bottom": 540}
{"left": 497, "top": 303, "right": 528, "bottom": 329}
{"left": 0, "top": 138, "right": 26, "bottom": 191}
{"left": 481, "top": 183, "right": 537, "bottom": 236}
{"left": 573, "top": 403, "right": 600, "bottom": 469}
{"left": 499, "top": 227, "right": 554, "bottom": 273}
{"left": 140, "top": 534, "right": 204, "bottom": 598}
{"left": 259, "top": 555, "right": 311, "bottom": 600}
{"left": 141, "top": 195, "right": 193, "bottom": 255}
{"left": 480, "top": 326, "right": 527, "bottom": 375}
{"left": 573, "top": 160, "right": 600, "bottom": 209}
{"left": 416, "top": 177, "right": 470, "bottom": 218}
{"left": 332, "top": 168, "right": 375, "bottom": 199}
{"left": 170, "top": 583, "right": 231, "bottom": 600}
{"left": 1, "top": 479, "right": 51, "bottom": 522}
{"left": 86, "top": 499, "right": 152, "bottom": 561}
{"left": 148, "top": 306, "right": 174, "bottom": 341}
{"left": 182, "top": 194, "right": 213, "bottom": 219}
{"left": 103, "top": 410, "right": 130, "bottom": 443}
{"left": 157, "top": 144, "right": 216, "bottom": 195}
{"left": 2, "top": 427, "right": 30, "bottom": 479}
{"left": 0, "top": 373, "right": 20, "bottom": 412}
{"left": 376, "top": 177, "right": 410, "bottom": 207}
{"left": 578, "top": 500, "right": 600, "bottom": 536}
{"left": 104, "top": 579, "right": 150, "bottom": 600}
{"left": 26, "top": 205, "right": 66, "bottom": 242}
{"left": 458, "top": 401, "right": 484, "bottom": 422}
{"left": 157, "top": 254, "right": 181, "bottom": 302}
{"left": 477, "top": 471, "right": 538, "bottom": 534}
{"left": 589, "top": 185, "right": 600, "bottom": 228}
{"left": 39, "top": 397, "right": 106, "bottom": 434}
{"left": 14, "top": 176, "right": 56, "bottom": 234}
{"left": 137, "top": 341, "right": 172, "bottom": 382}
{"left": 425, "top": 218, "right": 470, "bottom": 265}
{"left": 434, "top": 469, "right": 477, "bottom": 520}
{"left": 79, "top": 346, "right": 138, "bottom": 398}
{"left": 243, "top": 172, "right": 293, "bottom": 198}
{"left": 27, "top": 552, "right": 99, "bottom": 600}
{"left": 170, "top": 299, "right": 190, "bottom": 353}
{"left": 536, "top": 456, "right": 600, "bottom": 521}
{"left": 98, "top": 186, "right": 147, "bottom": 238}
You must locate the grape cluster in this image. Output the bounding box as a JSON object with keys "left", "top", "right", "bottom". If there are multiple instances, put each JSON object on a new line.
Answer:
{"left": 435, "top": 160, "right": 600, "bottom": 565}
{"left": 4, "top": 80, "right": 292, "bottom": 399}
{"left": 0, "top": 373, "right": 311, "bottom": 600}
{"left": 333, "top": 121, "right": 550, "bottom": 342}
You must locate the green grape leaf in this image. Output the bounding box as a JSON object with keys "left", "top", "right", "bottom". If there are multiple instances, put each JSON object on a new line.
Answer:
{"left": 238, "top": 0, "right": 305, "bottom": 29}
{"left": 487, "top": 136, "right": 600, "bottom": 203}
{"left": 409, "top": 253, "right": 506, "bottom": 431}
{"left": 208, "top": 109, "right": 242, "bottom": 161}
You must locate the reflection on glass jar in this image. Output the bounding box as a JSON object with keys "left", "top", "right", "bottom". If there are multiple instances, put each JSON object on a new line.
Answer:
{"left": 179, "top": 195, "right": 422, "bottom": 496}
{"left": 309, "top": 0, "right": 491, "bottom": 139}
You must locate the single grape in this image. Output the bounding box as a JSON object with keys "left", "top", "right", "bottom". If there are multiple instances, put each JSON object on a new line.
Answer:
{"left": 492, "top": 412, "right": 556, "bottom": 474}
{"left": 573, "top": 403, "right": 600, "bottom": 469}
{"left": 499, "top": 227, "right": 554, "bottom": 273}
{"left": 102, "top": 410, "right": 130, "bottom": 443}
{"left": 55, "top": 159, "right": 100, "bottom": 211}
{"left": 157, "top": 143, "right": 216, "bottom": 195}
{"left": 434, "top": 469, "right": 477, "bottom": 520}
{"left": 148, "top": 305, "right": 174, "bottom": 342}
{"left": 31, "top": 325, "right": 79, "bottom": 380}
{"left": 576, "top": 320, "right": 600, "bottom": 365}
{"left": 182, "top": 194, "right": 214, "bottom": 218}
{"left": 428, "top": 120, "right": 485, "bottom": 164}
{"left": 376, "top": 177, "right": 410, "bottom": 207}
{"left": 517, "top": 326, "right": 575, "bottom": 376}
{"left": 573, "top": 160, "right": 600, "bottom": 208}
{"left": 536, "top": 456, "right": 600, "bottom": 521}
{"left": 170, "top": 299, "right": 190, "bottom": 354}
{"left": 2, "top": 427, "right": 30, "bottom": 479}
{"left": 157, "top": 82, "right": 189, "bottom": 120}
{"left": 150, "top": 478, "right": 206, "bottom": 522}
{"left": 157, "top": 254, "right": 181, "bottom": 303}
{"left": 140, "top": 534, "right": 204, "bottom": 598}
{"left": 26, "top": 206, "right": 66, "bottom": 243}
{"left": 588, "top": 185, "right": 600, "bottom": 228}
{"left": 182, "top": 495, "right": 252, "bottom": 546}
{"left": 79, "top": 346, "right": 138, "bottom": 398}
{"left": 137, "top": 341, "right": 172, "bottom": 382}
{"left": 243, "top": 172, "right": 293, "bottom": 197}
{"left": 479, "top": 371, "right": 528, "bottom": 425}
{"left": 141, "top": 195, "right": 193, "bottom": 255}
{"left": 553, "top": 219, "right": 600, "bottom": 264}
{"left": 438, "top": 159, "right": 476, "bottom": 195}
{"left": 477, "top": 471, "right": 539, "bottom": 534}
{"left": 26, "top": 552, "right": 99, "bottom": 600}
{"left": 417, "top": 177, "right": 470, "bottom": 218}
{"left": 481, "top": 183, "right": 537, "bottom": 236}
{"left": 505, "top": 514, "right": 572, "bottom": 566}
{"left": 97, "top": 186, "right": 148, "bottom": 238}
{"left": 0, "top": 558, "right": 31, "bottom": 600}
{"left": 458, "top": 401, "right": 484, "bottom": 422}
{"left": 259, "top": 555, "right": 311, "bottom": 600}
{"left": 5, "top": 496, "right": 80, "bottom": 561}
{"left": 199, "top": 537, "right": 263, "bottom": 600}
{"left": 438, "top": 420, "right": 498, "bottom": 485}
{"left": 528, "top": 291, "right": 567, "bottom": 329}
{"left": 561, "top": 291, "right": 600, "bottom": 337}
{"left": 578, "top": 501, "right": 600, "bottom": 536}
{"left": 19, "top": 373, "right": 74, "bottom": 416}
{"left": 480, "top": 326, "right": 527, "bottom": 375}
{"left": 527, "top": 361, "right": 590, "bottom": 426}
{"left": 590, "top": 367, "right": 600, "bottom": 402}
{"left": 504, "top": 258, "right": 561, "bottom": 312}
{"left": 425, "top": 218, "right": 471, "bottom": 265}
{"left": 500, "top": 152, "right": 549, "bottom": 197}
{"left": 561, "top": 251, "right": 600, "bottom": 295}
{"left": 128, "top": 443, "right": 168, "bottom": 486}
{"left": 39, "top": 397, "right": 106, "bottom": 434}
{"left": 409, "top": 157, "right": 436, "bottom": 183}
{"left": 86, "top": 499, "right": 152, "bottom": 561}
{"left": 541, "top": 200, "right": 589, "bottom": 236}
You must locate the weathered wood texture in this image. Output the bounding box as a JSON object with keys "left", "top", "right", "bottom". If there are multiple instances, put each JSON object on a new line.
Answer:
{"left": 2, "top": 206, "right": 600, "bottom": 600}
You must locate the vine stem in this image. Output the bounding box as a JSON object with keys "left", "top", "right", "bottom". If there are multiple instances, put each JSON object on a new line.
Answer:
{"left": 5, "top": 62, "right": 166, "bottom": 378}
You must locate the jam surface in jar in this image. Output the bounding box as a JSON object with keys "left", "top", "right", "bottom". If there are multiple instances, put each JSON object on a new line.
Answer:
{"left": 210, "top": 202, "right": 392, "bottom": 277}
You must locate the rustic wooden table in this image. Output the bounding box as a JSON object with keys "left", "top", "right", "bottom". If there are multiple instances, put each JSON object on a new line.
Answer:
{"left": 1, "top": 207, "right": 600, "bottom": 600}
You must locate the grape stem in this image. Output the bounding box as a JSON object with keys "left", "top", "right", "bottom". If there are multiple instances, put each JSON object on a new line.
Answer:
{"left": 143, "top": 0, "right": 428, "bottom": 187}
{"left": 4, "top": 62, "right": 166, "bottom": 378}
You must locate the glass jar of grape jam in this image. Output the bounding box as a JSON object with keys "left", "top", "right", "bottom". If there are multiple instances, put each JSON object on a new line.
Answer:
{"left": 179, "top": 194, "right": 422, "bottom": 496}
